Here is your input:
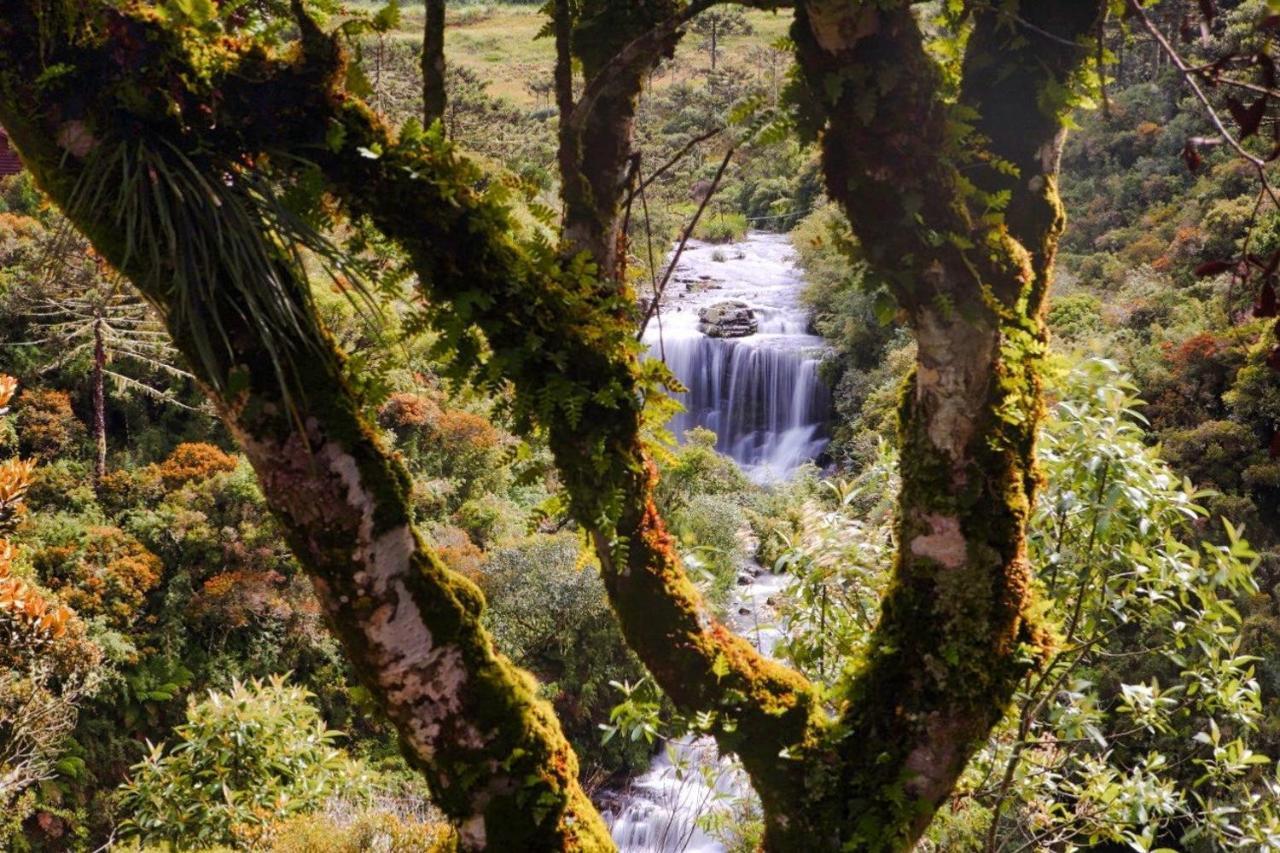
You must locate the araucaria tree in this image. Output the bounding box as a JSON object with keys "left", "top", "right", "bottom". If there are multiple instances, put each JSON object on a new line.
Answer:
{"left": 0, "top": 0, "right": 1103, "bottom": 849}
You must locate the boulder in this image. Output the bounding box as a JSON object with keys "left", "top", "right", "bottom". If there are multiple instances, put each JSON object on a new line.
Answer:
{"left": 698, "top": 300, "right": 758, "bottom": 338}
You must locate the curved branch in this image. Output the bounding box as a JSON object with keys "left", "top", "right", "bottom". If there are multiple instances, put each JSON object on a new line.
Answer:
{"left": 792, "top": 0, "right": 1103, "bottom": 846}
{"left": 0, "top": 4, "right": 611, "bottom": 849}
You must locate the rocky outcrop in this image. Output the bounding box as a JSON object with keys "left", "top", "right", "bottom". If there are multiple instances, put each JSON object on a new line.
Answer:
{"left": 698, "top": 300, "right": 758, "bottom": 338}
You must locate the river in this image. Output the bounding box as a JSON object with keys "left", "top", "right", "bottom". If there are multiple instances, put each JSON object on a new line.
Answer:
{"left": 603, "top": 232, "right": 829, "bottom": 851}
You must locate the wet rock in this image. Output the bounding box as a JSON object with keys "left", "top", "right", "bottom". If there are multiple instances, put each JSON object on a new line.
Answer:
{"left": 698, "top": 300, "right": 758, "bottom": 338}
{"left": 737, "top": 573, "right": 753, "bottom": 586}
{"left": 685, "top": 280, "right": 722, "bottom": 294}
{"left": 738, "top": 607, "right": 751, "bottom": 616}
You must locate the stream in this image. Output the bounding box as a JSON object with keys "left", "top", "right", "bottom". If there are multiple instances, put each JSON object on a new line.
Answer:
{"left": 602, "top": 232, "right": 830, "bottom": 852}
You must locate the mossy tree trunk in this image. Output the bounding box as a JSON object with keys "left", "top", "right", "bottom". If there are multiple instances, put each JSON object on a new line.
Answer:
{"left": 0, "top": 5, "right": 610, "bottom": 850}
{"left": 547, "top": 4, "right": 829, "bottom": 841}
{"left": 789, "top": 0, "right": 1104, "bottom": 847}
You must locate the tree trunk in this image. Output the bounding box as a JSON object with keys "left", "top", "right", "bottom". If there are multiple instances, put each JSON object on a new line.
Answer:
{"left": 790, "top": 0, "right": 1104, "bottom": 846}
{"left": 423, "top": 0, "right": 446, "bottom": 128}
{"left": 92, "top": 316, "right": 106, "bottom": 484}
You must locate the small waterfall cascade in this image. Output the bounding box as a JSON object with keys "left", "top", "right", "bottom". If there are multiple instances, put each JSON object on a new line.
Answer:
{"left": 603, "top": 233, "right": 827, "bottom": 851}
{"left": 643, "top": 233, "right": 831, "bottom": 480}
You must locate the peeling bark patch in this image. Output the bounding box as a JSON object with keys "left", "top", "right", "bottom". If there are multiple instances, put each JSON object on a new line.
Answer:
{"left": 903, "top": 715, "right": 966, "bottom": 801}
{"left": 460, "top": 815, "right": 486, "bottom": 848}
{"left": 915, "top": 311, "right": 996, "bottom": 459}
{"left": 910, "top": 515, "right": 966, "bottom": 569}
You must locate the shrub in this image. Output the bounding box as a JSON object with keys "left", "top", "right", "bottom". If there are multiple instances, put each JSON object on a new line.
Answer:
{"left": 0, "top": 375, "right": 102, "bottom": 849}
{"left": 674, "top": 493, "right": 745, "bottom": 595}
{"left": 32, "top": 526, "right": 162, "bottom": 630}
{"left": 454, "top": 494, "right": 515, "bottom": 548}
{"left": 381, "top": 391, "right": 513, "bottom": 513}
{"left": 1047, "top": 292, "right": 1104, "bottom": 342}
{"left": 265, "top": 807, "right": 455, "bottom": 852}
{"left": 117, "top": 676, "right": 349, "bottom": 849}
{"left": 656, "top": 427, "right": 751, "bottom": 517}
{"left": 17, "top": 389, "right": 84, "bottom": 459}
{"left": 479, "top": 534, "right": 650, "bottom": 779}
{"left": 26, "top": 459, "right": 97, "bottom": 514}
{"left": 694, "top": 212, "right": 749, "bottom": 243}
{"left": 155, "top": 441, "right": 239, "bottom": 489}
{"left": 378, "top": 392, "right": 439, "bottom": 430}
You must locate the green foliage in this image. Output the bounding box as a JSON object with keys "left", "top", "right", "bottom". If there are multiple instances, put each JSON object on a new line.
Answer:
{"left": 768, "top": 359, "right": 1280, "bottom": 849}
{"left": 939, "top": 360, "right": 1276, "bottom": 851}
{"left": 693, "top": 212, "right": 749, "bottom": 244}
{"left": 265, "top": 806, "right": 455, "bottom": 852}
{"left": 117, "top": 676, "right": 350, "bottom": 848}
{"left": 791, "top": 203, "right": 904, "bottom": 468}
{"left": 771, "top": 442, "right": 896, "bottom": 688}
{"left": 478, "top": 533, "right": 651, "bottom": 779}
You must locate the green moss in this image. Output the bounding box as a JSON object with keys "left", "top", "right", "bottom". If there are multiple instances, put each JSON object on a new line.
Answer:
{"left": 0, "top": 6, "right": 613, "bottom": 848}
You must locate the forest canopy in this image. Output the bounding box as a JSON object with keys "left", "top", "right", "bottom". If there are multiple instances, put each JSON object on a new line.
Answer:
{"left": 0, "top": 0, "right": 1279, "bottom": 851}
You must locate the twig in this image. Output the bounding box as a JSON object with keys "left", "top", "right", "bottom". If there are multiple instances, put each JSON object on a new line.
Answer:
{"left": 624, "top": 127, "right": 723, "bottom": 206}
{"left": 1130, "top": 0, "right": 1280, "bottom": 211}
{"left": 635, "top": 158, "right": 666, "bottom": 362}
{"left": 636, "top": 142, "right": 738, "bottom": 341}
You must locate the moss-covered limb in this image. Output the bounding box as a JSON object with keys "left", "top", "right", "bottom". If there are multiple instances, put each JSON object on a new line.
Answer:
{"left": 315, "top": 96, "right": 828, "bottom": 827}
{"left": 958, "top": 0, "right": 1100, "bottom": 306}
{"left": 792, "top": 1, "right": 1102, "bottom": 847}
{"left": 0, "top": 6, "right": 612, "bottom": 850}
{"left": 566, "top": 442, "right": 824, "bottom": 847}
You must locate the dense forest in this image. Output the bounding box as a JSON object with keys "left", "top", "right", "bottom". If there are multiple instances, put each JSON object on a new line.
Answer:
{"left": 0, "top": 0, "right": 1279, "bottom": 850}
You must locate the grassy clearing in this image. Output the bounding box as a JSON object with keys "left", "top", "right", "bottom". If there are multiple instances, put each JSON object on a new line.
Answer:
{"left": 343, "top": 2, "right": 792, "bottom": 106}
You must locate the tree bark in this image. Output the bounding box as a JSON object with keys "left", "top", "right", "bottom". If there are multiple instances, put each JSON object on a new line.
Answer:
{"left": 791, "top": 0, "right": 1103, "bottom": 847}
{"left": 423, "top": 0, "right": 446, "bottom": 129}
{"left": 0, "top": 5, "right": 610, "bottom": 849}
{"left": 92, "top": 316, "right": 106, "bottom": 484}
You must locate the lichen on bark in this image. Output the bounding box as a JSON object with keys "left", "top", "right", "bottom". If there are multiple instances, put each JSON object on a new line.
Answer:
{"left": 790, "top": 0, "right": 1105, "bottom": 847}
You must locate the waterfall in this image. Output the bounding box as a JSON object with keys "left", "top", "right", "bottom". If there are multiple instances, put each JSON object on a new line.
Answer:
{"left": 605, "top": 232, "right": 826, "bottom": 851}
{"left": 643, "top": 232, "right": 831, "bottom": 480}
{"left": 661, "top": 334, "right": 830, "bottom": 477}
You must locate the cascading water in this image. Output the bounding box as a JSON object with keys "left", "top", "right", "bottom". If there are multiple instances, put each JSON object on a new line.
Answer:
{"left": 644, "top": 232, "right": 831, "bottom": 480}
{"left": 603, "top": 232, "right": 828, "bottom": 852}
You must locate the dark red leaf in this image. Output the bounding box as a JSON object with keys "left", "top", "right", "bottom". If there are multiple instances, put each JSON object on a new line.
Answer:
{"left": 1260, "top": 15, "right": 1280, "bottom": 31}
{"left": 1256, "top": 279, "right": 1278, "bottom": 317}
{"left": 1194, "top": 259, "right": 1235, "bottom": 277}
{"left": 1226, "top": 95, "right": 1268, "bottom": 139}
{"left": 1180, "top": 14, "right": 1197, "bottom": 44}
{"left": 1199, "top": 0, "right": 1217, "bottom": 23}
{"left": 1268, "top": 343, "right": 1280, "bottom": 373}
{"left": 1271, "top": 430, "right": 1280, "bottom": 458}
{"left": 1183, "top": 140, "right": 1203, "bottom": 171}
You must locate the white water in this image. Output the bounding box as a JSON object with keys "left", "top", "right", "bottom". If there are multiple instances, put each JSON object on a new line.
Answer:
{"left": 605, "top": 233, "right": 827, "bottom": 851}
{"left": 603, "top": 569, "right": 789, "bottom": 853}
{"left": 642, "top": 232, "right": 831, "bottom": 480}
